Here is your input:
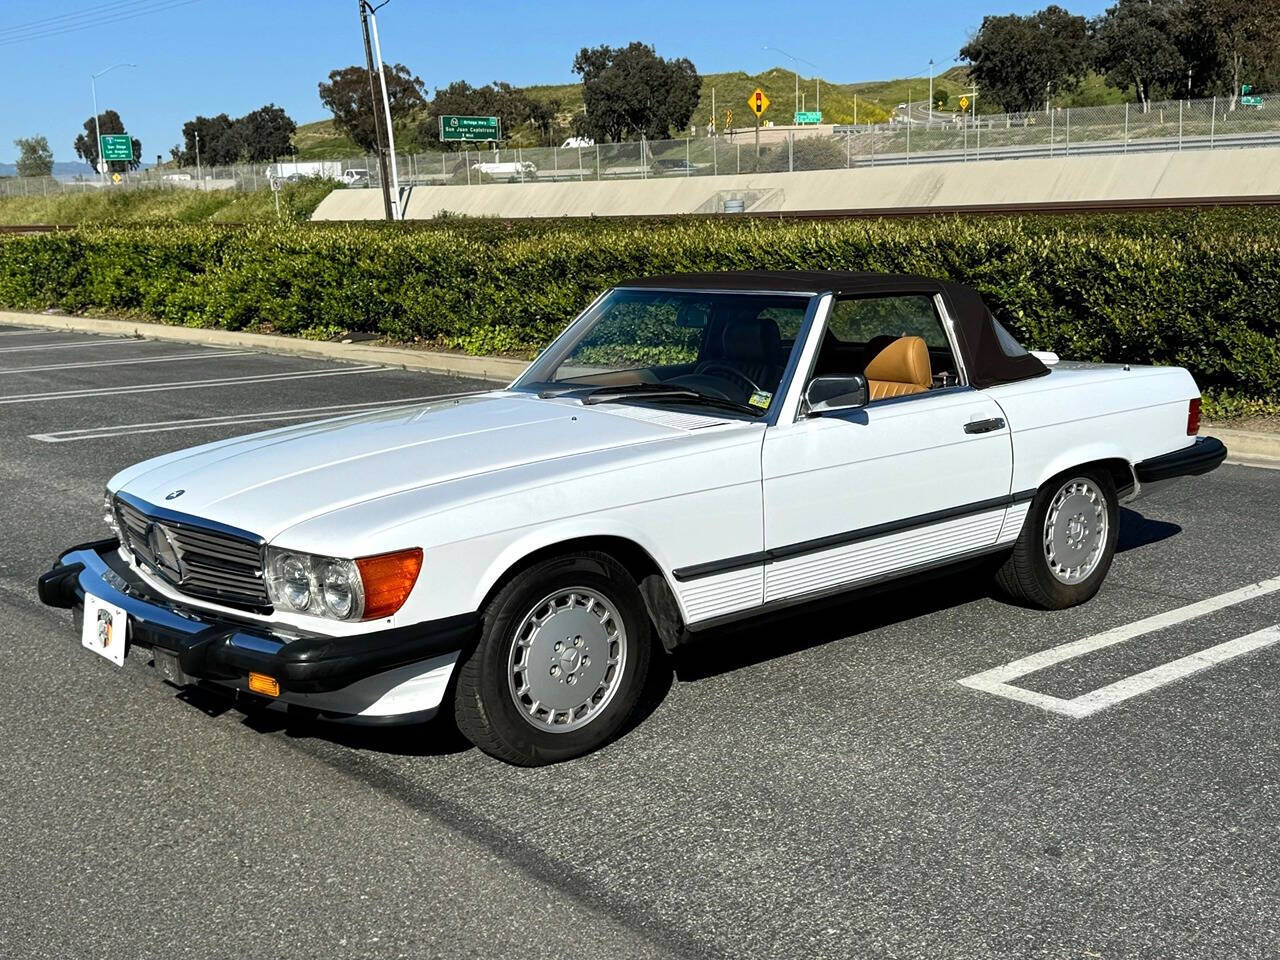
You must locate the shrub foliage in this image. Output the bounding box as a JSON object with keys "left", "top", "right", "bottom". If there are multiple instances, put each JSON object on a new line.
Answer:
{"left": 0, "top": 210, "right": 1276, "bottom": 407}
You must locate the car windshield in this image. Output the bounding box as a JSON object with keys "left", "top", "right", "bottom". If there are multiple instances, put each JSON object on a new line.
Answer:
{"left": 514, "top": 288, "right": 813, "bottom": 417}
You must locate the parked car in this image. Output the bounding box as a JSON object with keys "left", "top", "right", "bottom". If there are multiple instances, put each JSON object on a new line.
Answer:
{"left": 40, "top": 272, "right": 1226, "bottom": 765}
{"left": 653, "top": 157, "right": 699, "bottom": 174}
{"left": 561, "top": 137, "right": 595, "bottom": 148}
{"left": 340, "top": 168, "right": 370, "bottom": 187}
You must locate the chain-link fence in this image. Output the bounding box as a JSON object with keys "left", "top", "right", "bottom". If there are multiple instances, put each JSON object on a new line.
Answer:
{"left": 3, "top": 94, "right": 1277, "bottom": 201}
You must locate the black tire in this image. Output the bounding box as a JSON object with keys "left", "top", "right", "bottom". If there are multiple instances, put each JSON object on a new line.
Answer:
{"left": 995, "top": 467, "right": 1119, "bottom": 610}
{"left": 454, "top": 551, "right": 653, "bottom": 766}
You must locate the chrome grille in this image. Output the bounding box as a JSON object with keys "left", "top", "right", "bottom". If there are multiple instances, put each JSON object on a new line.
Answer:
{"left": 115, "top": 495, "right": 270, "bottom": 611}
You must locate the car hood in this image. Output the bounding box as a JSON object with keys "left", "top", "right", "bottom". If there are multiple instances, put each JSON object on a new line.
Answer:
{"left": 112, "top": 392, "right": 733, "bottom": 541}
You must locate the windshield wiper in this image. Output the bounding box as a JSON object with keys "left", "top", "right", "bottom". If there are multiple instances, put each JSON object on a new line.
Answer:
{"left": 579, "top": 384, "right": 762, "bottom": 417}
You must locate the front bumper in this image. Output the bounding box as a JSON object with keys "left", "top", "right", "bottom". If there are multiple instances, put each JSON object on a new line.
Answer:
{"left": 38, "top": 539, "right": 477, "bottom": 708}
{"left": 1135, "top": 435, "right": 1228, "bottom": 485}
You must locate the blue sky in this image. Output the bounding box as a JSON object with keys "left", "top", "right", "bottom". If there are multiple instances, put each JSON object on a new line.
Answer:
{"left": 2, "top": 0, "right": 1111, "bottom": 166}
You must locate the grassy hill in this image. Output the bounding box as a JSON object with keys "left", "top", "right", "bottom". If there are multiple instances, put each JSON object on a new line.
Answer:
{"left": 290, "top": 65, "right": 983, "bottom": 158}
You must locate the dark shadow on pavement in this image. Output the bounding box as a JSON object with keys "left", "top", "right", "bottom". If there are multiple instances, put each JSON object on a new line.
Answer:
{"left": 1116, "top": 506, "right": 1181, "bottom": 553}
{"left": 672, "top": 561, "right": 1001, "bottom": 683}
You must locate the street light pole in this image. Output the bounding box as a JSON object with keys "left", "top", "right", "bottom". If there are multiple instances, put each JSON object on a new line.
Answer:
{"left": 764, "top": 45, "right": 822, "bottom": 124}
{"left": 195, "top": 130, "right": 201, "bottom": 186}
{"left": 89, "top": 62, "right": 135, "bottom": 183}
{"left": 366, "top": 0, "right": 401, "bottom": 219}
{"left": 358, "top": 0, "right": 393, "bottom": 220}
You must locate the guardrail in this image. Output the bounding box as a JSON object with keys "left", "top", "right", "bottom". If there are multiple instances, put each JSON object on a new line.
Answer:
{"left": 1, "top": 95, "right": 1274, "bottom": 200}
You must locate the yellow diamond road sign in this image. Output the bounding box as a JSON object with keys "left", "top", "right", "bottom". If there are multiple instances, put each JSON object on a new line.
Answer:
{"left": 959, "top": 95, "right": 970, "bottom": 111}
{"left": 748, "top": 88, "right": 770, "bottom": 118}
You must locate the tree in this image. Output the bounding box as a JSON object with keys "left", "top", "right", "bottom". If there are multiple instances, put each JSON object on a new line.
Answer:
{"left": 239, "top": 104, "right": 297, "bottom": 161}
{"left": 572, "top": 42, "right": 701, "bottom": 142}
{"left": 934, "top": 90, "right": 950, "bottom": 109}
{"left": 174, "top": 114, "right": 240, "bottom": 167}
{"left": 318, "top": 63, "right": 424, "bottom": 152}
{"left": 527, "top": 98, "right": 561, "bottom": 146}
{"left": 73, "top": 110, "right": 141, "bottom": 172}
{"left": 14, "top": 136, "right": 53, "bottom": 177}
{"left": 1195, "top": 0, "right": 1280, "bottom": 109}
{"left": 960, "top": 5, "right": 1092, "bottom": 112}
{"left": 1093, "top": 0, "right": 1187, "bottom": 111}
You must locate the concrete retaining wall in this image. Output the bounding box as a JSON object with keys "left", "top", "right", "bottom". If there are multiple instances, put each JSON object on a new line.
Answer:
{"left": 311, "top": 146, "right": 1280, "bottom": 221}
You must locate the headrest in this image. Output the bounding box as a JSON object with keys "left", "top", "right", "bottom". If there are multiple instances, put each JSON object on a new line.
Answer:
{"left": 720, "top": 317, "right": 782, "bottom": 363}
{"left": 863, "top": 335, "right": 932, "bottom": 388}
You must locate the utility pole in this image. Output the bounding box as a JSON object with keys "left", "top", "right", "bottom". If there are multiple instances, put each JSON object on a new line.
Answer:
{"left": 366, "top": 0, "right": 401, "bottom": 219}
{"left": 358, "top": 0, "right": 393, "bottom": 220}
{"left": 195, "top": 129, "right": 201, "bottom": 187}
{"left": 928, "top": 58, "right": 934, "bottom": 122}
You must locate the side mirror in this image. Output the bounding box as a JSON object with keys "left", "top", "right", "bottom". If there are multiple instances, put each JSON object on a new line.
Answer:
{"left": 803, "top": 374, "right": 869, "bottom": 416}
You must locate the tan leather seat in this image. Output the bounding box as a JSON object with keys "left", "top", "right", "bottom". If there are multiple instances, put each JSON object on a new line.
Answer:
{"left": 863, "top": 335, "right": 932, "bottom": 401}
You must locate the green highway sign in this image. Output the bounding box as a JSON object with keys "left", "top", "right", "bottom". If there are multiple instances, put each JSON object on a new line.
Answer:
{"left": 1242, "top": 84, "right": 1252, "bottom": 94}
{"left": 99, "top": 133, "right": 133, "bottom": 162}
{"left": 439, "top": 115, "right": 501, "bottom": 142}
{"left": 794, "top": 111, "right": 823, "bottom": 125}
{"left": 1242, "top": 95, "right": 1264, "bottom": 106}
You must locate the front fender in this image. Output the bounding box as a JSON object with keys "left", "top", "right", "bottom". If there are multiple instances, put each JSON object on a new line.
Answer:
{"left": 469, "top": 518, "right": 681, "bottom": 615}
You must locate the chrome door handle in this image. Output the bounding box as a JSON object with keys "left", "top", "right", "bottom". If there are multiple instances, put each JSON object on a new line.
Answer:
{"left": 964, "top": 418, "right": 1006, "bottom": 434}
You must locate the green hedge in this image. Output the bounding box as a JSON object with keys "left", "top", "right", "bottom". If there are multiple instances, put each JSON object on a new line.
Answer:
{"left": 1, "top": 211, "right": 1278, "bottom": 408}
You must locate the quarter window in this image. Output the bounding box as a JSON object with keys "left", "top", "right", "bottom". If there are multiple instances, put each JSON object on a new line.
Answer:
{"left": 811, "top": 293, "right": 962, "bottom": 398}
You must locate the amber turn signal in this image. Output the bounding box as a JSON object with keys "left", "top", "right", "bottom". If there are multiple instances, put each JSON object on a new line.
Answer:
{"left": 248, "top": 672, "right": 280, "bottom": 697}
{"left": 356, "top": 548, "right": 423, "bottom": 619}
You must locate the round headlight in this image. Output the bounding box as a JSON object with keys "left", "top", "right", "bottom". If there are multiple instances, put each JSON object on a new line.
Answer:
{"left": 279, "top": 554, "right": 311, "bottom": 610}
{"left": 318, "top": 561, "right": 359, "bottom": 619}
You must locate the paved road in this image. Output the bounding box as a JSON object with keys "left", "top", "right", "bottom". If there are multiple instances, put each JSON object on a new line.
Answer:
{"left": 1, "top": 325, "right": 1277, "bottom": 959}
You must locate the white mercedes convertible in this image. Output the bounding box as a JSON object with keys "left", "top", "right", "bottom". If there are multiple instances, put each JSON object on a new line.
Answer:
{"left": 40, "top": 272, "right": 1226, "bottom": 765}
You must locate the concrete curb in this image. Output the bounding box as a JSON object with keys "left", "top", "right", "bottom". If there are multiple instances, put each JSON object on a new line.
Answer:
{"left": 1205, "top": 425, "right": 1280, "bottom": 470}
{"left": 0, "top": 310, "right": 527, "bottom": 383}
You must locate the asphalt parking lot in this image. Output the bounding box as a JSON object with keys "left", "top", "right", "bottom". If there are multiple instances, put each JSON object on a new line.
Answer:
{"left": 1, "top": 324, "right": 1277, "bottom": 960}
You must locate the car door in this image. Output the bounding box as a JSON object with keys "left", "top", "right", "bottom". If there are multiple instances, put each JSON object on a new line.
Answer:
{"left": 761, "top": 293, "right": 1015, "bottom": 605}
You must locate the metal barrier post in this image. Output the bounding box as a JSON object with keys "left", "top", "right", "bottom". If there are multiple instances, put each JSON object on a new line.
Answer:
{"left": 1124, "top": 102, "right": 1129, "bottom": 152}
{"left": 1049, "top": 109, "right": 1054, "bottom": 157}
{"left": 596, "top": 143, "right": 601, "bottom": 181}
{"left": 1211, "top": 97, "right": 1216, "bottom": 148}
{"left": 1063, "top": 108, "right": 1068, "bottom": 155}
{"left": 1179, "top": 100, "right": 1183, "bottom": 150}
{"left": 686, "top": 136, "right": 690, "bottom": 176}
{"left": 737, "top": 142, "right": 740, "bottom": 174}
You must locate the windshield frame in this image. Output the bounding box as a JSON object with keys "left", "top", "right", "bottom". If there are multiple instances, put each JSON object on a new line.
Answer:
{"left": 511, "top": 285, "right": 823, "bottom": 423}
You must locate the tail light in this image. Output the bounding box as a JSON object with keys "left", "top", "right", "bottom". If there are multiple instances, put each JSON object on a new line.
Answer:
{"left": 1187, "top": 397, "right": 1201, "bottom": 436}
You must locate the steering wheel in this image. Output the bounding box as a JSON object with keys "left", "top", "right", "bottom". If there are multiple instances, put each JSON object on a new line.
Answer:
{"left": 691, "top": 362, "right": 763, "bottom": 396}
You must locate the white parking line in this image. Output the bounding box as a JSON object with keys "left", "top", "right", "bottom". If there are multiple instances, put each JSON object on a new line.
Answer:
{"left": 0, "top": 349, "right": 256, "bottom": 375}
{"left": 0, "top": 337, "right": 137, "bottom": 354}
{"left": 958, "top": 576, "right": 1280, "bottom": 717}
{"left": 0, "top": 364, "right": 385, "bottom": 405}
{"left": 28, "top": 392, "right": 481, "bottom": 442}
